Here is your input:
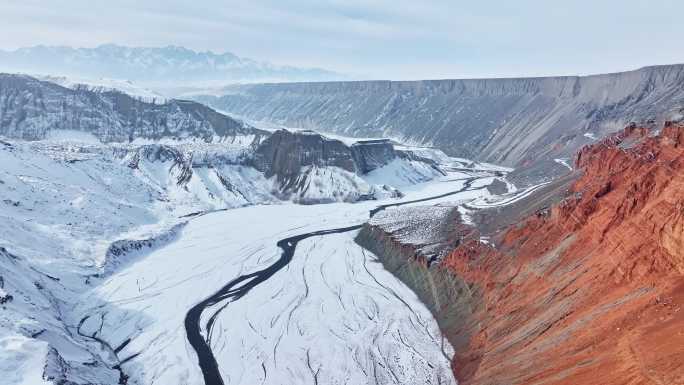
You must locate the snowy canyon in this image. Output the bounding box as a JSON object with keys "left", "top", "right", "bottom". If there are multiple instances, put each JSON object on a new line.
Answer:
{"left": 0, "top": 75, "right": 514, "bottom": 384}
{"left": 1, "top": 68, "right": 683, "bottom": 385}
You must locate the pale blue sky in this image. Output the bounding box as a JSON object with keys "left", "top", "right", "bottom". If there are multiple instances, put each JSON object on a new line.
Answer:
{"left": 1, "top": 0, "right": 683, "bottom": 79}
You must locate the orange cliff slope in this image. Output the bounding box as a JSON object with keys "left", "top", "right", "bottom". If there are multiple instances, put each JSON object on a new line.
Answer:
{"left": 443, "top": 122, "right": 684, "bottom": 385}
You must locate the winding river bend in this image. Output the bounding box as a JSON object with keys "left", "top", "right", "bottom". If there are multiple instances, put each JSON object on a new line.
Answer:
{"left": 185, "top": 178, "right": 479, "bottom": 385}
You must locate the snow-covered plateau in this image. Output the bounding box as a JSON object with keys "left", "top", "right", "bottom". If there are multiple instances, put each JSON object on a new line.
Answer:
{"left": 0, "top": 131, "right": 512, "bottom": 385}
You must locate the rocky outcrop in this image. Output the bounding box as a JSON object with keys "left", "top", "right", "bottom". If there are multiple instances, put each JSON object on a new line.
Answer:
{"left": 250, "top": 129, "right": 437, "bottom": 201}
{"left": 198, "top": 65, "right": 684, "bottom": 169}
{"left": 0, "top": 73, "right": 263, "bottom": 142}
{"left": 102, "top": 223, "right": 187, "bottom": 277}
{"left": 252, "top": 129, "right": 442, "bottom": 181}
{"left": 126, "top": 144, "right": 188, "bottom": 166}
{"left": 123, "top": 144, "right": 193, "bottom": 186}
{"left": 252, "top": 129, "right": 356, "bottom": 179}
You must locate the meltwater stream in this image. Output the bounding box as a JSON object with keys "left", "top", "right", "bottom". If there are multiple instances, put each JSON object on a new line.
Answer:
{"left": 185, "top": 178, "right": 479, "bottom": 385}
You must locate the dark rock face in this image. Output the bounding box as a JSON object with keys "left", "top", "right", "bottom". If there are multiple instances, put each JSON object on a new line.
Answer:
{"left": 103, "top": 223, "right": 186, "bottom": 277}
{"left": 252, "top": 129, "right": 404, "bottom": 182}
{"left": 350, "top": 139, "right": 396, "bottom": 173}
{"left": 0, "top": 275, "right": 12, "bottom": 304}
{"left": 0, "top": 74, "right": 262, "bottom": 142}
{"left": 485, "top": 178, "right": 508, "bottom": 195}
{"left": 252, "top": 129, "right": 356, "bottom": 181}
{"left": 250, "top": 129, "right": 423, "bottom": 202}
{"left": 197, "top": 64, "right": 684, "bottom": 168}
{"left": 126, "top": 144, "right": 187, "bottom": 167}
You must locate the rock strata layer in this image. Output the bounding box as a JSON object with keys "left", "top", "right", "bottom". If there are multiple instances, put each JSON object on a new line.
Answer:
{"left": 359, "top": 123, "right": 684, "bottom": 385}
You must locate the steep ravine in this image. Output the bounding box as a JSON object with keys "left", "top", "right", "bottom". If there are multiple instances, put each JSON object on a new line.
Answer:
{"left": 357, "top": 123, "right": 684, "bottom": 385}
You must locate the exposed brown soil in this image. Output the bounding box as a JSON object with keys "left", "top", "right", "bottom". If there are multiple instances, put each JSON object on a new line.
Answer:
{"left": 441, "top": 123, "right": 684, "bottom": 385}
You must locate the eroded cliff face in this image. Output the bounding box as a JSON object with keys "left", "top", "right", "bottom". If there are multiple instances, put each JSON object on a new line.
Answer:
{"left": 252, "top": 131, "right": 404, "bottom": 179}
{"left": 351, "top": 139, "right": 396, "bottom": 173}
{"left": 252, "top": 129, "right": 357, "bottom": 178}
{"left": 355, "top": 207, "right": 482, "bottom": 351}
{"left": 442, "top": 123, "right": 684, "bottom": 385}
{"left": 358, "top": 123, "right": 684, "bottom": 385}
{"left": 196, "top": 65, "right": 684, "bottom": 168}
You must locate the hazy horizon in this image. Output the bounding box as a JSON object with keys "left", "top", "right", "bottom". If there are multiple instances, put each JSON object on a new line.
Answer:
{"left": 2, "top": 1, "right": 684, "bottom": 80}
{"left": 4, "top": 43, "right": 684, "bottom": 82}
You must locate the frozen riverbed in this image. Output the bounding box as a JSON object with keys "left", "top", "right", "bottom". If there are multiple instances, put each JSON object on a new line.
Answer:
{"left": 73, "top": 171, "right": 496, "bottom": 385}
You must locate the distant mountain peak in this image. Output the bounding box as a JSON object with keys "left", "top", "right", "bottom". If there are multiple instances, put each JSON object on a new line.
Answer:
{"left": 0, "top": 44, "right": 343, "bottom": 87}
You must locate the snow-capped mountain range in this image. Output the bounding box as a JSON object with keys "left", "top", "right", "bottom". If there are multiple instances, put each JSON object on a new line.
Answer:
{"left": 0, "top": 44, "right": 342, "bottom": 88}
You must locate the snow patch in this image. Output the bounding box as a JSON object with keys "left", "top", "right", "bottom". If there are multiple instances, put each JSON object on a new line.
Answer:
{"left": 0, "top": 332, "right": 52, "bottom": 385}
{"left": 281, "top": 165, "right": 374, "bottom": 204}
{"left": 457, "top": 205, "right": 475, "bottom": 225}
{"left": 363, "top": 158, "right": 442, "bottom": 188}
{"left": 554, "top": 158, "right": 573, "bottom": 171}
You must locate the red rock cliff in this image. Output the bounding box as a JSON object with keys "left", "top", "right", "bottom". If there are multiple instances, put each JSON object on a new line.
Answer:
{"left": 442, "top": 123, "right": 684, "bottom": 385}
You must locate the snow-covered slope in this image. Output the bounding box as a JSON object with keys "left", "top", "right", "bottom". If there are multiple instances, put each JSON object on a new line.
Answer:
{"left": 0, "top": 138, "right": 287, "bottom": 384}
{"left": 119, "top": 142, "right": 277, "bottom": 212}
{"left": 364, "top": 158, "right": 444, "bottom": 188}
{"left": 0, "top": 135, "right": 486, "bottom": 271}
{"left": 0, "top": 73, "right": 264, "bottom": 142}
{"left": 278, "top": 165, "right": 372, "bottom": 203}
{"left": 0, "top": 129, "right": 512, "bottom": 384}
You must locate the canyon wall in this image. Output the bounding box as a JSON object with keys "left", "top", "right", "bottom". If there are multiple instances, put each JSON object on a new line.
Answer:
{"left": 355, "top": 210, "right": 482, "bottom": 352}
{"left": 359, "top": 123, "right": 684, "bottom": 385}
{"left": 197, "top": 65, "right": 684, "bottom": 168}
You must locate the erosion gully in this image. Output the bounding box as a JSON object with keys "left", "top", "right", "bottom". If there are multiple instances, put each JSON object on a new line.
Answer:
{"left": 185, "top": 177, "right": 479, "bottom": 385}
